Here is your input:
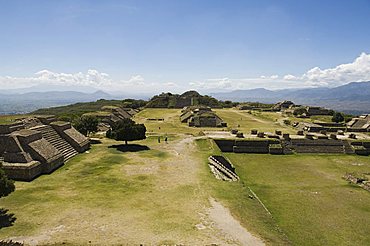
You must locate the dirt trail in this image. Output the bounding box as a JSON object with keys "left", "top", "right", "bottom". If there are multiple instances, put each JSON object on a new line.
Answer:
{"left": 209, "top": 198, "right": 265, "bottom": 246}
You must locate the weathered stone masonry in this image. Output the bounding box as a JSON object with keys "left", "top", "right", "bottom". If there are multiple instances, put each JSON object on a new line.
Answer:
{"left": 0, "top": 116, "right": 90, "bottom": 181}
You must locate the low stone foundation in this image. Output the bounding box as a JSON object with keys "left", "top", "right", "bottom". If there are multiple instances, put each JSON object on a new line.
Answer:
{"left": 214, "top": 139, "right": 280, "bottom": 154}
{"left": 2, "top": 161, "right": 43, "bottom": 181}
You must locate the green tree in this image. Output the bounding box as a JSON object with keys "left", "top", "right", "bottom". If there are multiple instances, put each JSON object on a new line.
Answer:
{"left": 293, "top": 107, "right": 308, "bottom": 116}
{"left": 74, "top": 115, "right": 99, "bottom": 136}
{"left": 331, "top": 112, "right": 345, "bottom": 123}
{"left": 0, "top": 166, "right": 14, "bottom": 198}
{"left": 0, "top": 165, "right": 16, "bottom": 228}
{"left": 106, "top": 118, "right": 146, "bottom": 145}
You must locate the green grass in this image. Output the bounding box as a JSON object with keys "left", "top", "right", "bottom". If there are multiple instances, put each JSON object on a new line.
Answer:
{"left": 195, "top": 139, "right": 290, "bottom": 245}
{"left": 223, "top": 153, "right": 370, "bottom": 246}
{"left": 215, "top": 109, "right": 296, "bottom": 134}
{"left": 0, "top": 114, "right": 31, "bottom": 124}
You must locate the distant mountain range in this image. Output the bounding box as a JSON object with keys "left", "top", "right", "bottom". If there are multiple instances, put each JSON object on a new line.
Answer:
{"left": 0, "top": 90, "right": 115, "bottom": 115}
{"left": 2, "top": 81, "right": 370, "bottom": 115}
{"left": 211, "top": 81, "right": 370, "bottom": 115}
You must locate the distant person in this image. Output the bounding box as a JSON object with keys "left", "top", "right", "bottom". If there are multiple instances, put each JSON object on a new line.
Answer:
{"left": 165, "top": 136, "right": 168, "bottom": 143}
{"left": 158, "top": 136, "right": 161, "bottom": 143}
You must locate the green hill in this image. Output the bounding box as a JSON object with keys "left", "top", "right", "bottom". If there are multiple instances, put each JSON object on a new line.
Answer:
{"left": 32, "top": 99, "right": 147, "bottom": 121}
{"left": 146, "top": 90, "right": 233, "bottom": 108}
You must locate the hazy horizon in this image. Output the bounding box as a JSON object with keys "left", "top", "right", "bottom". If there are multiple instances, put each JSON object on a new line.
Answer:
{"left": 1, "top": 0, "right": 369, "bottom": 94}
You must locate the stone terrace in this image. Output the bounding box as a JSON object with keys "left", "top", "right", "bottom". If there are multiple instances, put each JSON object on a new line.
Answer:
{"left": 0, "top": 116, "right": 90, "bottom": 181}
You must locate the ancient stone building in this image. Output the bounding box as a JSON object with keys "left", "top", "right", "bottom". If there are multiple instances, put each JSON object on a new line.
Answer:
{"left": 0, "top": 115, "right": 89, "bottom": 181}
{"left": 84, "top": 106, "right": 137, "bottom": 129}
{"left": 347, "top": 114, "right": 370, "bottom": 132}
{"left": 273, "top": 101, "right": 295, "bottom": 111}
{"left": 180, "top": 106, "right": 227, "bottom": 127}
{"left": 305, "top": 106, "right": 331, "bottom": 116}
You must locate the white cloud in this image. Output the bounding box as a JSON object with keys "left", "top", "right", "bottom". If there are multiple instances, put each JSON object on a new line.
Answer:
{"left": 300, "top": 52, "right": 370, "bottom": 86}
{"left": 189, "top": 52, "right": 370, "bottom": 91}
{"left": 0, "top": 69, "right": 112, "bottom": 89}
{"left": 1, "top": 53, "right": 369, "bottom": 93}
{"left": 191, "top": 78, "right": 233, "bottom": 90}
{"left": 283, "top": 52, "right": 370, "bottom": 87}
{"left": 270, "top": 75, "right": 279, "bottom": 79}
{"left": 283, "top": 74, "right": 297, "bottom": 81}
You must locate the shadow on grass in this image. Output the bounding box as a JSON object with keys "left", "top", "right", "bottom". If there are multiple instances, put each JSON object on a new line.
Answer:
{"left": 108, "top": 144, "right": 150, "bottom": 153}
{"left": 0, "top": 208, "right": 16, "bottom": 229}
{"left": 90, "top": 138, "right": 102, "bottom": 144}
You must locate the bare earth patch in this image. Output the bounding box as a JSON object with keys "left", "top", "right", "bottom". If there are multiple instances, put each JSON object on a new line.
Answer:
{"left": 208, "top": 198, "right": 265, "bottom": 246}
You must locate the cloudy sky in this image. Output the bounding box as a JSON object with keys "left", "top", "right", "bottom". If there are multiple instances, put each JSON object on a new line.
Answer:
{"left": 0, "top": 0, "right": 369, "bottom": 94}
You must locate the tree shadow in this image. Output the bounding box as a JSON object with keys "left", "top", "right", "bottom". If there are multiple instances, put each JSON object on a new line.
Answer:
{"left": 108, "top": 144, "right": 150, "bottom": 153}
{"left": 90, "top": 138, "right": 102, "bottom": 144}
{"left": 0, "top": 208, "right": 16, "bottom": 229}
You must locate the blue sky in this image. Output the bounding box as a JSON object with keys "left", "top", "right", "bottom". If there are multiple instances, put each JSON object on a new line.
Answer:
{"left": 0, "top": 0, "right": 370, "bottom": 93}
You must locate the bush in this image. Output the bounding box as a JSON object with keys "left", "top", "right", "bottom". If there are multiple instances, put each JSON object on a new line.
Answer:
{"left": 332, "top": 112, "right": 345, "bottom": 123}
{"left": 283, "top": 119, "right": 291, "bottom": 125}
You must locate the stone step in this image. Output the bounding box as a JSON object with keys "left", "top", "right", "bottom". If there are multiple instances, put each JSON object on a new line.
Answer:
{"left": 34, "top": 125, "right": 78, "bottom": 162}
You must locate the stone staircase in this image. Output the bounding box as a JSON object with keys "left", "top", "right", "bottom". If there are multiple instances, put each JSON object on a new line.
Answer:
{"left": 208, "top": 155, "right": 239, "bottom": 181}
{"left": 32, "top": 125, "right": 78, "bottom": 161}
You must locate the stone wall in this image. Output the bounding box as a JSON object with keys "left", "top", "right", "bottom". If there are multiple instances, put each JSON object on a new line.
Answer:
{"left": 0, "top": 135, "right": 7, "bottom": 156}
{"left": 2, "top": 161, "right": 43, "bottom": 181}
{"left": 0, "top": 122, "right": 24, "bottom": 134}
{"left": 214, "top": 140, "right": 235, "bottom": 152}
{"left": 288, "top": 139, "right": 345, "bottom": 153}
{"left": 214, "top": 139, "right": 280, "bottom": 154}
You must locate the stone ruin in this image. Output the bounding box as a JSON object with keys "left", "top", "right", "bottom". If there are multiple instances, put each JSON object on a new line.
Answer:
{"left": 0, "top": 115, "right": 90, "bottom": 181}
{"left": 212, "top": 128, "right": 370, "bottom": 155}
{"left": 214, "top": 139, "right": 282, "bottom": 154}
{"left": 295, "top": 122, "right": 346, "bottom": 133}
{"left": 180, "top": 106, "right": 227, "bottom": 127}
{"left": 208, "top": 155, "right": 239, "bottom": 181}
{"left": 347, "top": 114, "right": 370, "bottom": 132}
{"left": 84, "top": 106, "right": 138, "bottom": 130}
{"left": 305, "top": 106, "right": 331, "bottom": 116}
{"left": 272, "top": 100, "right": 295, "bottom": 111}
{"left": 343, "top": 173, "right": 370, "bottom": 192}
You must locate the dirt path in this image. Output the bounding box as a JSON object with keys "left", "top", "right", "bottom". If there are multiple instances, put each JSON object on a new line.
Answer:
{"left": 209, "top": 198, "right": 265, "bottom": 246}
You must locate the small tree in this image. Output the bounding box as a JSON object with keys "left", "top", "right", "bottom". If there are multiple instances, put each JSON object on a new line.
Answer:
{"left": 332, "top": 112, "right": 345, "bottom": 123}
{"left": 0, "top": 165, "right": 16, "bottom": 228}
{"left": 106, "top": 118, "right": 146, "bottom": 145}
{"left": 74, "top": 115, "right": 99, "bottom": 136}
{"left": 293, "top": 107, "right": 308, "bottom": 116}
{"left": 0, "top": 166, "right": 14, "bottom": 198}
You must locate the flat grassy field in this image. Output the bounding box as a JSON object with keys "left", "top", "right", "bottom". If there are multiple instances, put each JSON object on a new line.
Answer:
{"left": 223, "top": 153, "right": 370, "bottom": 246}
{"left": 1, "top": 108, "right": 369, "bottom": 245}
{"left": 0, "top": 114, "right": 31, "bottom": 124}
